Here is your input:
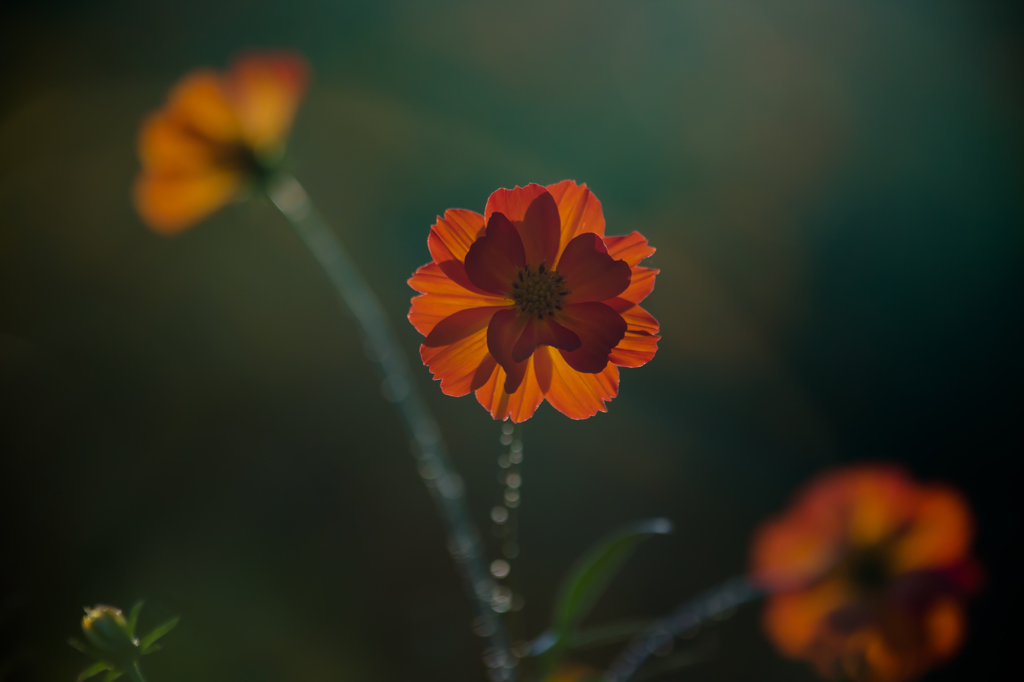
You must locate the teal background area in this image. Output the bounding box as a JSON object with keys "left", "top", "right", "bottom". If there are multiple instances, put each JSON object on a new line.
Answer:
{"left": 1, "top": 1, "right": 1021, "bottom": 680}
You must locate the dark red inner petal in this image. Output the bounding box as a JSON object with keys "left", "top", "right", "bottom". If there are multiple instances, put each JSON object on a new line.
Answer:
{"left": 556, "top": 233, "right": 632, "bottom": 303}
{"left": 511, "top": 316, "right": 581, "bottom": 364}
{"left": 516, "top": 190, "right": 562, "bottom": 270}
{"left": 422, "top": 306, "right": 505, "bottom": 348}
{"left": 557, "top": 302, "right": 628, "bottom": 373}
{"left": 464, "top": 213, "right": 526, "bottom": 295}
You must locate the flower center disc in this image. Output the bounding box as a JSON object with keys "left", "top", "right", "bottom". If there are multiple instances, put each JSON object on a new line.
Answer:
{"left": 510, "top": 264, "right": 568, "bottom": 320}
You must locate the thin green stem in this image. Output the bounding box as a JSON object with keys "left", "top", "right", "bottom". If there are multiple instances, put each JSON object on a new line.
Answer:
{"left": 125, "top": 662, "right": 146, "bottom": 682}
{"left": 267, "top": 175, "right": 516, "bottom": 681}
{"left": 604, "top": 576, "right": 760, "bottom": 682}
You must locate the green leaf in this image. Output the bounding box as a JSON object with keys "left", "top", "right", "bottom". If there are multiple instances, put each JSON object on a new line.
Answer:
{"left": 541, "top": 518, "right": 672, "bottom": 672}
{"left": 141, "top": 616, "right": 179, "bottom": 651}
{"left": 78, "top": 662, "right": 112, "bottom": 681}
{"left": 142, "top": 643, "right": 162, "bottom": 655}
{"left": 127, "top": 601, "right": 144, "bottom": 637}
{"left": 101, "top": 671, "right": 123, "bottom": 682}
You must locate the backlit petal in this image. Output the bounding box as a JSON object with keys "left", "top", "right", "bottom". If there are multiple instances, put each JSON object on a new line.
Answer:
{"left": 543, "top": 350, "right": 619, "bottom": 419}
{"left": 484, "top": 183, "right": 549, "bottom": 223}
{"left": 609, "top": 306, "right": 660, "bottom": 370}
{"left": 546, "top": 180, "right": 606, "bottom": 261}
{"left": 925, "top": 599, "right": 965, "bottom": 659}
{"left": 763, "top": 579, "right": 849, "bottom": 658}
{"left": 225, "top": 52, "right": 309, "bottom": 153}
{"left": 428, "top": 208, "right": 486, "bottom": 262}
{"left": 486, "top": 309, "right": 530, "bottom": 388}
{"left": 611, "top": 266, "right": 658, "bottom": 309}
{"left": 134, "top": 170, "right": 243, "bottom": 234}
{"left": 423, "top": 306, "right": 506, "bottom": 348}
{"left": 892, "top": 487, "right": 973, "bottom": 574}
{"left": 420, "top": 327, "right": 493, "bottom": 397}
{"left": 557, "top": 233, "right": 632, "bottom": 303}
{"left": 138, "top": 111, "right": 217, "bottom": 173}
{"left": 464, "top": 213, "right": 526, "bottom": 295}
{"left": 166, "top": 71, "right": 241, "bottom": 145}
{"left": 511, "top": 316, "right": 581, "bottom": 363}
{"left": 516, "top": 190, "right": 561, "bottom": 268}
{"left": 474, "top": 352, "right": 547, "bottom": 423}
{"left": 407, "top": 262, "right": 507, "bottom": 336}
{"left": 604, "top": 231, "right": 656, "bottom": 267}
{"left": 428, "top": 223, "right": 493, "bottom": 295}
{"left": 556, "top": 302, "right": 627, "bottom": 374}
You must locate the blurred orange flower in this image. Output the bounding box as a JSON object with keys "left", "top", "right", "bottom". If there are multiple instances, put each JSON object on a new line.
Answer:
{"left": 134, "top": 52, "right": 309, "bottom": 234}
{"left": 750, "top": 466, "right": 980, "bottom": 682}
{"left": 408, "top": 182, "right": 659, "bottom": 422}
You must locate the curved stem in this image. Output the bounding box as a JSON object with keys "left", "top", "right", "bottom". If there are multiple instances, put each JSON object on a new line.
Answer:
{"left": 604, "top": 576, "right": 761, "bottom": 682}
{"left": 267, "top": 175, "right": 516, "bottom": 680}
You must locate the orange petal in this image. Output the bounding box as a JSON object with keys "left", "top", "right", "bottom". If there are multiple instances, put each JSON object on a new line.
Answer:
{"left": 750, "top": 512, "right": 845, "bottom": 591}
{"left": 465, "top": 213, "right": 526, "bottom": 295}
{"left": 557, "top": 233, "right": 632, "bottom": 303}
{"left": 842, "top": 468, "right": 917, "bottom": 549}
{"left": 614, "top": 266, "right": 659, "bottom": 308}
{"left": 604, "top": 231, "right": 656, "bottom": 267}
{"left": 484, "top": 183, "right": 549, "bottom": 223}
{"left": 609, "top": 332, "right": 659, "bottom": 368}
{"left": 607, "top": 305, "right": 661, "bottom": 368}
{"left": 557, "top": 302, "right": 627, "bottom": 373}
{"left": 134, "top": 170, "right": 243, "bottom": 234}
{"left": 423, "top": 306, "right": 505, "bottom": 348}
{"left": 225, "top": 51, "right": 309, "bottom": 153}
{"left": 546, "top": 180, "right": 606, "bottom": 261}
{"left": 619, "top": 305, "right": 659, "bottom": 334}
{"left": 137, "top": 111, "right": 218, "bottom": 172}
{"left": 474, "top": 351, "right": 547, "bottom": 423}
{"left": 892, "top": 486, "right": 973, "bottom": 574}
{"left": 428, "top": 208, "right": 486, "bottom": 262}
{"left": 420, "top": 327, "right": 493, "bottom": 397}
{"left": 762, "top": 579, "right": 848, "bottom": 658}
{"left": 512, "top": 316, "right": 580, "bottom": 363}
{"left": 543, "top": 350, "right": 619, "bottom": 419}
{"left": 925, "top": 598, "right": 965, "bottom": 659}
{"left": 407, "top": 262, "right": 507, "bottom": 336}
{"left": 166, "top": 70, "right": 241, "bottom": 145}
{"left": 427, "top": 210, "right": 491, "bottom": 294}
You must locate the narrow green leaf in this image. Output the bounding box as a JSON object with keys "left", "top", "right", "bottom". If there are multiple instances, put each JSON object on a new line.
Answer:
{"left": 142, "top": 643, "right": 162, "bottom": 655}
{"left": 78, "top": 662, "right": 112, "bottom": 681}
{"left": 141, "top": 615, "right": 179, "bottom": 650}
{"left": 542, "top": 518, "right": 672, "bottom": 671}
{"left": 127, "top": 601, "right": 144, "bottom": 637}
{"left": 101, "top": 671, "right": 123, "bottom": 682}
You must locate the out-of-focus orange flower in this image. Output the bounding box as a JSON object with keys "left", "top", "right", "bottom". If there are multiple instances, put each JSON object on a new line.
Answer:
{"left": 134, "top": 52, "right": 309, "bottom": 234}
{"left": 751, "top": 466, "right": 980, "bottom": 682}
{"left": 408, "top": 182, "right": 659, "bottom": 422}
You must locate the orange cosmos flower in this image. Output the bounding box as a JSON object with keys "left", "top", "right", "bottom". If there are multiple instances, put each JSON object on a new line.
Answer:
{"left": 750, "top": 466, "right": 980, "bottom": 682}
{"left": 408, "top": 181, "right": 659, "bottom": 422}
{"left": 135, "top": 51, "right": 309, "bottom": 234}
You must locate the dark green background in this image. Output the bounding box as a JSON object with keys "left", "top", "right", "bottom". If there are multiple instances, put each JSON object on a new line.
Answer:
{"left": 1, "top": 1, "right": 1021, "bottom": 680}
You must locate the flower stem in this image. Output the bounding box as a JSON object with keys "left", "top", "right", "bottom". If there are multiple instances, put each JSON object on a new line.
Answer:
{"left": 125, "top": 662, "right": 147, "bottom": 682}
{"left": 603, "top": 576, "right": 761, "bottom": 682}
{"left": 266, "top": 175, "right": 516, "bottom": 681}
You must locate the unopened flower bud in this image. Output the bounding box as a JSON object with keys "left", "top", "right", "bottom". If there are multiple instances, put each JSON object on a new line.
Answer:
{"left": 82, "top": 605, "right": 138, "bottom": 656}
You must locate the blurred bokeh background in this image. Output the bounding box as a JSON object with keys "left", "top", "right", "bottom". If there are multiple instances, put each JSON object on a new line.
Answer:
{"left": 1, "top": 1, "right": 1021, "bottom": 680}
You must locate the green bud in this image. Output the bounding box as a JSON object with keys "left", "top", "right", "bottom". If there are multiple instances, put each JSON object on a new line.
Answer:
{"left": 81, "top": 605, "right": 138, "bottom": 657}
